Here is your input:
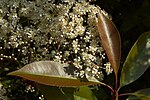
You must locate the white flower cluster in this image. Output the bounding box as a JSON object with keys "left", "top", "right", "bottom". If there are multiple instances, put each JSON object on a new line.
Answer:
{"left": 0, "top": 0, "right": 113, "bottom": 80}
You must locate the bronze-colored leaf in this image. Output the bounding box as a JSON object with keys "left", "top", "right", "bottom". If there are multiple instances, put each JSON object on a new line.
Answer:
{"left": 97, "top": 11, "right": 121, "bottom": 75}
{"left": 8, "top": 61, "right": 103, "bottom": 87}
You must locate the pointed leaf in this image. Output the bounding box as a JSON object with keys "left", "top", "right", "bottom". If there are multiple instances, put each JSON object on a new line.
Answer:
{"left": 8, "top": 61, "right": 102, "bottom": 87}
{"left": 120, "top": 32, "right": 150, "bottom": 87}
{"left": 127, "top": 88, "right": 150, "bottom": 100}
{"left": 74, "top": 86, "right": 97, "bottom": 100}
{"left": 97, "top": 11, "right": 121, "bottom": 75}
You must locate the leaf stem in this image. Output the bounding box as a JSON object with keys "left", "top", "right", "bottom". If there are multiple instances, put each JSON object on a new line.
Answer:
{"left": 115, "top": 91, "right": 118, "bottom": 100}
{"left": 100, "top": 82, "right": 115, "bottom": 93}
{"left": 114, "top": 72, "right": 119, "bottom": 100}
{"left": 118, "top": 93, "right": 133, "bottom": 97}
{"left": 115, "top": 73, "right": 118, "bottom": 91}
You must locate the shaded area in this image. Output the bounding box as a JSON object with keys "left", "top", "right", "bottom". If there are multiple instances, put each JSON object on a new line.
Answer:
{"left": 96, "top": 0, "right": 150, "bottom": 99}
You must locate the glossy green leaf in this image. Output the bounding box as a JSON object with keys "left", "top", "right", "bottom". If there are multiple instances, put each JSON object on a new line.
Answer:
{"left": 8, "top": 61, "right": 102, "bottom": 87}
{"left": 74, "top": 86, "right": 97, "bottom": 100}
{"left": 97, "top": 11, "right": 121, "bottom": 76}
{"left": 120, "top": 32, "right": 150, "bottom": 87}
{"left": 127, "top": 88, "right": 150, "bottom": 100}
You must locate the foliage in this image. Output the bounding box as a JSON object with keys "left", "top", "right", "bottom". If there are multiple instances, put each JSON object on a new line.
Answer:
{"left": 0, "top": 0, "right": 111, "bottom": 99}
{"left": 9, "top": 8, "right": 150, "bottom": 100}
{"left": 0, "top": 0, "right": 150, "bottom": 100}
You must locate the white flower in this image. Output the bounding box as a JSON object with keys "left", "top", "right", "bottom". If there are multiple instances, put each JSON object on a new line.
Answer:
{"left": 89, "top": 45, "right": 98, "bottom": 54}
{"left": 0, "top": 0, "right": 109, "bottom": 82}
{"left": 75, "top": 25, "right": 85, "bottom": 36}
{"left": 73, "top": 61, "right": 82, "bottom": 69}
{"left": 82, "top": 52, "right": 96, "bottom": 61}
{"left": 104, "top": 62, "right": 113, "bottom": 75}
{"left": 84, "top": 35, "right": 91, "bottom": 42}
{"left": 72, "top": 39, "right": 80, "bottom": 54}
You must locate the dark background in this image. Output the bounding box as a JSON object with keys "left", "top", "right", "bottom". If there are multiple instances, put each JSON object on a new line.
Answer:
{"left": 96, "top": 0, "right": 150, "bottom": 59}
{"left": 95, "top": 0, "right": 150, "bottom": 99}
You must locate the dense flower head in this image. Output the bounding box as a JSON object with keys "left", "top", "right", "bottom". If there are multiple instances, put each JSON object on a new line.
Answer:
{"left": 0, "top": 0, "right": 113, "bottom": 81}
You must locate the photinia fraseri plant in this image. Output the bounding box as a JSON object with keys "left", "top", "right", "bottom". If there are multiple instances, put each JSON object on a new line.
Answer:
{"left": 8, "top": 10, "right": 150, "bottom": 100}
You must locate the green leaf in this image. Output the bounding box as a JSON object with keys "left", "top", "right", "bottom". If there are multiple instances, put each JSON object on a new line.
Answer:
{"left": 37, "top": 84, "right": 97, "bottom": 100}
{"left": 8, "top": 61, "right": 102, "bottom": 87}
{"left": 127, "top": 88, "right": 150, "bottom": 100}
{"left": 37, "top": 84, "right": 75, "bottom": 100}
{"left": 74, "top": 86, "right": 97, "bottom": 100}
{"left": 97, "top": 11, "right": 121, "bottom": 76}
{"left": 120, "top": 32, "right": 150, "bottom": 87}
